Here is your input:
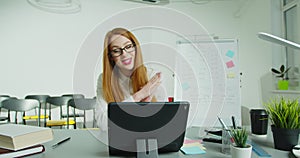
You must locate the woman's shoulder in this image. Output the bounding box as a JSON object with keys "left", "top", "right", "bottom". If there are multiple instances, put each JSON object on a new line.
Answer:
{"left": 98, "top": 73, "right": 103, "bottom": 81}
{"left": 97, "top": 73, "right": 103, "bottom": 88}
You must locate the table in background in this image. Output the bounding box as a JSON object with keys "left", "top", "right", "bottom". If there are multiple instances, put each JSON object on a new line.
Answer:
{"left": 29, "top": 127, "right": 290, "bottom": 158}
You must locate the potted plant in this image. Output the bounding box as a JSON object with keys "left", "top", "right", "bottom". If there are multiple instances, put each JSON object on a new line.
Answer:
{"left": 271, "top": 64, "right": 291, "bottom": 90}
{"left": 264, "top": 97, "right": 300, "bottom": 151}
{"left": 230, "top": 128, "right": 252, "bottom": 158}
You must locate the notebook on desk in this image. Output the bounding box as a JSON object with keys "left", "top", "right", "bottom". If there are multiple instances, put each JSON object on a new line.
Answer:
{"left": 107, "top": 101, "right": 190, "bottom": 156}
{"left": 0, "top": 124, "right": 53, "bottom": 151}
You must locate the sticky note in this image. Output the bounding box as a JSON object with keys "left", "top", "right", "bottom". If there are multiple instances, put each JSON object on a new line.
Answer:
{"left": 226, "top": 50, "right": 235, "bottom": 58}
{"left": 183, "top": 142, "right": 206, "bottom": 150}
{"left": 182, "top": 82, "right": 190, "bottom": 90}
{"left": 184, "top": 139, "right": 202, "bottom": 144}
{"left": 227, "top": 73, "right": 235, "bottom": 78}
{"left": 226, "top": 61, "right": 235, "bottom": 68}
{"left": 180, "top": 146, "right": 206, "bottom": 155}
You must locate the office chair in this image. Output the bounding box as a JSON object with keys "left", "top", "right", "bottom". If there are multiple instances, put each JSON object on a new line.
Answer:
{"left": 0, "top": 95, "right": 10, "bottom": 98}
{"left": 45, "top": 96, "right": 75, "bottom": 128}
{"left": 61, "top": 94, "right": 85, "bottom": 122}
{"left": 0, "top": 96, "right": 11, "bottom": 122}
{"left": 2, "top": 98, "right": 40, "bottom": 125}
{"left": 25, "top": 95, "right": 50, "bottom": 127}
{"left": 61, "top": 94, "right": 85, "bottom": 99}
{"left": 67, "top": 98, "right": 97, "bottom": 129}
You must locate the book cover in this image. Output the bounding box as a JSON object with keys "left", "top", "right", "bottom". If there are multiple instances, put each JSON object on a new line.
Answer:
{"left": 0, "top": 144, "right": 45, "bottom": 158}
{"left": 0, "top": 124, "right": 53, "bottom": 150}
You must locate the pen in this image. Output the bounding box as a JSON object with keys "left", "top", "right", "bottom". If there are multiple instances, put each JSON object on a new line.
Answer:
{"left": 205, "top": 129, "right": 222, "bottom": 136}
{"left": 217, "top": 116, "right": 234, "bottom": 143}
{"left": 231, "top": 116, "right": 236, "bottom": 129}
{"left": 203, "top": 138, "right": 222, "bottom": 144}
{"left": 52, "top": 137, "right": 71, "bottom": 149}
{"left": 217, "top": 116, "right": 229, "bottom": 130}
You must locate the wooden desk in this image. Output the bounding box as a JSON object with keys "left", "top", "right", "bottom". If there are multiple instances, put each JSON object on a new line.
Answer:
{"left": 31, "top": 127, "right": 290, "bottom": 158}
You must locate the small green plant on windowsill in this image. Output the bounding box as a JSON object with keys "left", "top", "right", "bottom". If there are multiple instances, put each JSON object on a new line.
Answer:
{"left": 231, "top": 128, "right": 248, "bottom": 148}
{"left": 271, "top": 64, "right": 291, "bottom": 90}
{"left": 271, "top": 64, "right": 291, "bottom": 80}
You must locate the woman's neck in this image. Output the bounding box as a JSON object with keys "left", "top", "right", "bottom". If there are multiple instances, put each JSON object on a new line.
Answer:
{"left": 119, "top": 68, "right": 132, "bottom": 77}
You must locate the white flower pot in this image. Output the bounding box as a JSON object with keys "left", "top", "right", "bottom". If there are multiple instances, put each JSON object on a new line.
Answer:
{"left": 230, "top": 144, "right": 252, "bottom": 158}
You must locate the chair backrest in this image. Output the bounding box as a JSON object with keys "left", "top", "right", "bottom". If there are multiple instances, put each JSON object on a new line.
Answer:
{"left": 67, "top": 98, "right": 97, "bottom": 128}
{"left": 68, "top": 98, "right": 97, "bottom": 110}
{"left": 46, "top": 96, "right": 73, "bottom": 106}
{"left": 0, "top": 96, "right": 11, "bottom": 108}
{"left": 0, "top": 95, "right": 10, "bottom": 98}
{"left": 2, "top": 99, "right": 39, "bottom": 112}
{"left": 61, "top": 94, "right": 84, "bottom": 99}
{"left": 25, "top": 95, "right": 50, "bottom": 104}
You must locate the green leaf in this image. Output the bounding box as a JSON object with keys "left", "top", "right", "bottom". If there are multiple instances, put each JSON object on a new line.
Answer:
{"left": 284, "top": 67, "right": 291, "bottom": 74}
{"left": 280, "top": 65, "right": 285, "bottom": 73}
{"left": 271, "top": 68, "right": 281, "bottom": 74}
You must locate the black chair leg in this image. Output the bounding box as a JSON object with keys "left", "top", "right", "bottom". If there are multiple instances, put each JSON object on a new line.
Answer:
{"left": 7, "top": 110, "right": 11, "bottom": 122}
{"left": 22, "top": 112, "right": 26, "bottom": 125}
{"left": 14, "top": 112, "right": 18, "bottom": 124}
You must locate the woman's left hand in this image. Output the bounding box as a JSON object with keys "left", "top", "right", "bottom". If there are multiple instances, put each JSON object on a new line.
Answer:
{"left": 141, "top": 95, "right": 153, "bottom": 102}
{"left": 132, "top": 72, "right": 161, "bottom": 102}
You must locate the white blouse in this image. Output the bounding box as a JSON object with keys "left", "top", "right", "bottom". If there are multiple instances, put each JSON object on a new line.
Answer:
{"left": 95, "top": 68, "right": 167, "bottom": 131}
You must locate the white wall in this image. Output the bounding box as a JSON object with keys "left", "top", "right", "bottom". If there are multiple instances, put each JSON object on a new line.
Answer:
{"left": 238, "top": 0, "right": 274, "bottom": 125}
{"left": 0, "top": 0, "right": 276, "bottom": 124}
{"left": 0, "top": 0, "right": 243, "bottom": 98}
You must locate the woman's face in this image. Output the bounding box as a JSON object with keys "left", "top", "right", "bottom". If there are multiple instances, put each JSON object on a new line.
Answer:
{"left": 109, "top": 34, "right": 136, "bottom": 76}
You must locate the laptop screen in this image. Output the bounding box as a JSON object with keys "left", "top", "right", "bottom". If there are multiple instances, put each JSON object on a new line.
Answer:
{"left": 108, "top": 101, "right": 189, "bottom": 156}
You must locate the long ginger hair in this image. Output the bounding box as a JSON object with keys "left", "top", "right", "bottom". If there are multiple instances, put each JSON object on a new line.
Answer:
{"left": 102, "top": 28, "right": 156, "bottom": 103}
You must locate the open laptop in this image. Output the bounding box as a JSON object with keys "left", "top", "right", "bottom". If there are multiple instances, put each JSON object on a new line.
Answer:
{"left": 108, "top": 101, "right": 190, "bottom": 156}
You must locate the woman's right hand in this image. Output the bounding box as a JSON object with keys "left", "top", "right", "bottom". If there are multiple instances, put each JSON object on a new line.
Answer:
{"left": 133, "top": 72, "right": 161, "bottom": 102}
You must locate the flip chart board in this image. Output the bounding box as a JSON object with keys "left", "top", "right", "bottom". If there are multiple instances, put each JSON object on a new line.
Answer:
{"left": 175, "top": 39, "right": 240, "bottom": 128}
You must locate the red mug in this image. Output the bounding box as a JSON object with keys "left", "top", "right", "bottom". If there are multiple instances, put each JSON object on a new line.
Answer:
{"left": 168, "top": 97, "right": 174, "bottom": 102}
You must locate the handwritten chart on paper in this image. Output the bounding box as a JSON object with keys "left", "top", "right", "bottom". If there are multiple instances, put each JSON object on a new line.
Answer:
{"left": 174, "top": 39, "right": 240, "bottom": 127}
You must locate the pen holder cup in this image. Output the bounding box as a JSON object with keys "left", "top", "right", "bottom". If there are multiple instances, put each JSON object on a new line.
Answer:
{"left": 221, "top": 129, "right": 231, "bottom": 155}
{"left": 250, "top": 109, "right": 268, "bottom": 135}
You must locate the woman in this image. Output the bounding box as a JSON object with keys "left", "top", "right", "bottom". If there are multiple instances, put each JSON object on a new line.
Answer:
{"left": 96, "top": 28, "right": 163, "bottom": 131}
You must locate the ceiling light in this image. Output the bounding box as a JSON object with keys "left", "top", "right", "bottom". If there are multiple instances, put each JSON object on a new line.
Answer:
{"left": 27, "top": 0, "right": 81, "bottom": 14}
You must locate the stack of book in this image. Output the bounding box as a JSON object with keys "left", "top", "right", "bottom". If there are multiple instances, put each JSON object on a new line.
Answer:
{"left": 0, "top": 124, "right": 53, "bottom": 157}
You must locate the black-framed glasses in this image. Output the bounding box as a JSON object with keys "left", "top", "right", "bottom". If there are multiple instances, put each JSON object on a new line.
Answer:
{"left": 109, "top": 43, "right": 136, "bottom": 58}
